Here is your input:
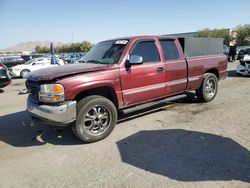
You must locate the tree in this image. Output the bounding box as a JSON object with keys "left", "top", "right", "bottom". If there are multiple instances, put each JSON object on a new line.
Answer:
{"left": 80, "top": 41, "right": 93, "bottom": 52}
{"left": 235, "top": 24, "right": 250, "bottom": 46}
{"left": 196, "top": 28, "right": 231, "bottom": 45}
{"left": 35, "top": 41, "right": 94, "bottom": 53}
{"left": 35, "top": 45, "right": 50, "bottom": 53}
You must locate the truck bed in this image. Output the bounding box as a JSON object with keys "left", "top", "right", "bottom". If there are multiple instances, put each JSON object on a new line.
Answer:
{"left": 186, "top": 54, "right": 228, "bottom": 91}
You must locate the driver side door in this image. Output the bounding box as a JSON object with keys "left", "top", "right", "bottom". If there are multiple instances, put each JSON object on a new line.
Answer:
{"left": 120, "top": 39, "right": 165, "bottom": 107}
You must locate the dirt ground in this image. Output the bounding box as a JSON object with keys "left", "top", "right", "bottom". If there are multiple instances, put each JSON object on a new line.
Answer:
{"left": 0, "top": 62, "right": 249, "bottom": 188}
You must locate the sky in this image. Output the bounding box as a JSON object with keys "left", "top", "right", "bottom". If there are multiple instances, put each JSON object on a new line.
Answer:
{"left": 0, "top": 0, "right": 250, "bottom": 48}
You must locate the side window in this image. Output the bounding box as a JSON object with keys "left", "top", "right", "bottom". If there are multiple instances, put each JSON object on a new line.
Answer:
{"left": 160, "top": 40, "right": 179, "bottom": 61}
{"left": 33, "top": 59, "right": 44, "bottom": 65}
{"left": 130, "top": 41, "right": 160, "bottom": 63}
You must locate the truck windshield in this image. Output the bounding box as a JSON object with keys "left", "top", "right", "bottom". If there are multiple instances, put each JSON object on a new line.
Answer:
{"left": 81, "top": 40, "right": 128, "bottom": 64}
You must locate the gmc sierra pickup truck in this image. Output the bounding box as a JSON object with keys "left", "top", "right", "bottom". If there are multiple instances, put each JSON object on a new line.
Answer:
{"left": 26, "top": 36, "right": 227, "bottom": 142}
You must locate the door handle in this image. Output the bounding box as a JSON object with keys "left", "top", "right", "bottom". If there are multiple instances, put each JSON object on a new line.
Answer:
{"left": 157, "top": 67, "right": 164, "bottom": 72}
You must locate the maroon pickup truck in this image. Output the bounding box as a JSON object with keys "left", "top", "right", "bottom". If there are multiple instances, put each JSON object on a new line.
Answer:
{"left": 26, "top": 36, "right": 227, "bottom": 142}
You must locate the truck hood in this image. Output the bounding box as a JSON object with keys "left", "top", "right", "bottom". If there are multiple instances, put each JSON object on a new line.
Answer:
{"left": 26, "top": 63, "right": 110, "bottom": 81}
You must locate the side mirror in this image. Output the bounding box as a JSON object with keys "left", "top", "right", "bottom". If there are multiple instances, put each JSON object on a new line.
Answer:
{"left": 129, "top": 55, "right": 143, "bottom": 65}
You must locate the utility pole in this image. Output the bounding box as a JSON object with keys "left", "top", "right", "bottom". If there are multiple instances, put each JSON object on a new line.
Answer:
{"left": 71, "top": 32, "right": 74, "bottom": 44}
{"left": 71, "top": 32, "right": 76, "bottom": 60}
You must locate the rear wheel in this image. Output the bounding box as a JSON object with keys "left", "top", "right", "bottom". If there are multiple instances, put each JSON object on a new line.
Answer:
{"left": 73, "top": 95, "right": 117, "bottom": 142}
{"left": 196, "top": 73, "right": 218, "bottom": 102}
{"left": 20, "top": 69, "right": 30, "bottom": 78}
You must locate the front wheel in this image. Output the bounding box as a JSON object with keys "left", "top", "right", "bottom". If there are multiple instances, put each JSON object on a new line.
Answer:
{"left": 73, "top": 95, "right": 117, "bottom": 142}
{"left": 20, "top": 69, "right": 30, "bottom": 78}
{"left": 196, "top": 73, "right": 218, "bottom": 102}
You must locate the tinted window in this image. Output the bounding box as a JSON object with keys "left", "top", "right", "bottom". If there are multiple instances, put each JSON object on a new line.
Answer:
{"left": 160, "top": 40, "right": 179, "bottom": 61}
{"left": 130, "top": 41, "right": 160, "bottom": 63}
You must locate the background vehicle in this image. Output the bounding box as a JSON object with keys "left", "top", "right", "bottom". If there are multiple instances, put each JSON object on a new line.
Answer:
{"left": 9, "top": 57, "right": 65, "bottom": 78}
{"left": 75, "top": 54, "right": 87, "bottom": 63}
{"left": 237, "top": 48, "right": 250, "bottom": 60}
{"left": 223, "top": 45, "right": 229, "bottom": 61}
{"left": 62, "top": 53, "right": 85, "bottom": 64}
{"left": 26, "top": 36, "right": 227, "bottom": 142}
{"left": 0, "top": 56, "right": 24, "bottom": 68}
{"left": 0, "top": 63, "right": 11, "bottom": 88}
{"left": 20, "top": 54, "right": 44, "bottom": 62}
{"left": 223, "top": 45, "right": 229, "bottom": 54}
{"left": 237, "top": 54, "right": 250, "bottom": 76}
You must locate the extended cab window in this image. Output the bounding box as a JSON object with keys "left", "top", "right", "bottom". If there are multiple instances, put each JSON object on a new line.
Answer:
{"left": 160, "top": 40, "right": 179, "bottom": 61}
{"left": 130, "top": 41, "right": 160, "bottom": 63}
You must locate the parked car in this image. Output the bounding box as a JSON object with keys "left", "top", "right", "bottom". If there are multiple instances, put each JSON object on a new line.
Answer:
{"left": 20, "top": 54, "right": 44, "bottom": 62}
{"left": 62, "top": 53, "right": 85, "bottom": 64}
{"left": 26, "top": 36, "right": 227, "bottom": 142}
{"left": 9, "top": 57, "right": 65, "bottom": 78}
{"left": 75, "top": 56, "right": 86, "bottom": 63}
{"left": 237, "top": 54, "right": 250, "bottom": 76}
{"left": 237, "top": 48, "right": 250, "bottom": 60}
{"left": 223, "top": 45, "right": 230, "bottom": 61}
{"left": 0, "top": 63, "right": 11, "bottom": 88}
{"left": 223, "top": 45, "right": 229, "bottom": 55}
{"left": 0, "top": 56, "right": 24, "bottom": 68}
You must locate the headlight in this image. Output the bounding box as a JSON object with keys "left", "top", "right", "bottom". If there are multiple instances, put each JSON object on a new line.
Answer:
{"left": 14, "top": 67, "right": 20, "bottom": 71}
{"left": 39, "top": 84, "right": 64, "bottom": 103}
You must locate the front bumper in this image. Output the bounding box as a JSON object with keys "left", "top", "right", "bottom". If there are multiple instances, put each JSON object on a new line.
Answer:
{"left": 8, "top": 69, "right": 20, "bottom": 77}
{"left": 27, "top": 96, "right": 77, "bottom": 126}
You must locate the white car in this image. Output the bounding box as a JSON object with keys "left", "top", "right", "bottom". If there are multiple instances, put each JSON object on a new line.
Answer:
{"left": 9, "top": 57, "right": 64, "bottom": 78}
{"left": 236, "top": 54, "right": 250, "bottom": 76}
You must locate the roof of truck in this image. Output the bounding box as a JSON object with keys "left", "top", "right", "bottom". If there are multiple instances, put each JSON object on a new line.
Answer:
{"left": 101, "top": 35, "right": 176, "bottom": 43}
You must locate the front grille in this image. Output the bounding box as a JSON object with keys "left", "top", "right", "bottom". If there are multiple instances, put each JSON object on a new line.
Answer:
{"left": 0, "top": 69, "right": 6, "bottom": 75}
{"left": 26, "top": 80, "right": 40, "bottom": 102}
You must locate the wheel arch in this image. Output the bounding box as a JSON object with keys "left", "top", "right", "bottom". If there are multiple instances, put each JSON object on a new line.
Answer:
{"left": 205, "top": 69, "right": 219, "bottom": 79}
{"left": 74, "top": 86, "right": 119, "bottom": 109}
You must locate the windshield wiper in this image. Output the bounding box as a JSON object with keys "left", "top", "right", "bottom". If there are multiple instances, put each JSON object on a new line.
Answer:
{"left": 86, "top": 60, "right": 102, "bottom": 64}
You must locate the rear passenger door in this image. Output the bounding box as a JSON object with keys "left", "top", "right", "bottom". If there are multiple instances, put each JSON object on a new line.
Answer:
{"left": 120, "top": 39, "right": 165, "bottom": 106}
{"left": 160, "top": 39, "right": 188, "bottom": 95}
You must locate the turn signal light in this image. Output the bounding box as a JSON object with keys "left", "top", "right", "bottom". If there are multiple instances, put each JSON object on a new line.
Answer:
{"left": 53, "top": 85, "right": 64, "bottom": 93}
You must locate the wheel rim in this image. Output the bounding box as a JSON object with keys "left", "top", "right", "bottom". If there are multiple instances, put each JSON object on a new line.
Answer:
{"left": 205, "top": 78, "right": 216, "bottom": 98}
{"left": 83, "top": 105, "right": 112, "bottom": 136}
{"left": 22, "top": 70, "right": 29, "bottom": 77}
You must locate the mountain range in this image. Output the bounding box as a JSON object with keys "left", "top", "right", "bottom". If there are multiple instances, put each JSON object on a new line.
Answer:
{"left": 0, "top": 41, "right": 65, "bottom": 52}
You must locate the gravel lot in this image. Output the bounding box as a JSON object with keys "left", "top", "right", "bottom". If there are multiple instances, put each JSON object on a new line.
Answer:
{"left": 0, "top": 62, "right": 249, "bottom": 188}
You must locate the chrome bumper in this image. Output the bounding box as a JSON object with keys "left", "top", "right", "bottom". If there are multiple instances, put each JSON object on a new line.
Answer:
{"left": 27, "top": 96, "right": 77, "bottom": 126}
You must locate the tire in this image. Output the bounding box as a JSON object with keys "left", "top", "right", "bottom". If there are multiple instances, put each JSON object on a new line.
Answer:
{"left": 196, "top": 73, "right": 218, "bottom": 102}
{"left": 20, "top": 69, "right": 30, "bottom": 78}
{"left": 73, "top": 95, "right": 117, "bottom": 142}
